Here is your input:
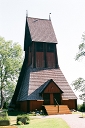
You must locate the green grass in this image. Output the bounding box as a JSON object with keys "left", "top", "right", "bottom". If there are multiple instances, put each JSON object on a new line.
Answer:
{"left": 17, "top": 118, "right": 70, "bottom": 128}
{"left": 7, "top": 110, "right": 70, "bottom": 127}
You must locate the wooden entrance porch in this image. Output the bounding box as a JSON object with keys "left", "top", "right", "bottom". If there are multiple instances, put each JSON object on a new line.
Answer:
{"left": 42, "top": 105, "right": 71, "bottom": 115}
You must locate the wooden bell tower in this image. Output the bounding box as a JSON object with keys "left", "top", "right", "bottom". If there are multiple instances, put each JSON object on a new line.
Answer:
{"left": 26, "top": 42, "right": 59, "bottom": 69}
{"left": 24, "top": 16, "right": 59, "bottom": 69}
{"left": 10, "top": 16, "right": 77, "bottom": 112}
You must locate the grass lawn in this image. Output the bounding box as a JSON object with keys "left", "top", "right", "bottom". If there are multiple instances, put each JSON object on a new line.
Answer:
{"left": 13, "top": 117, "right": 70, "bottom": 128}
{"left": 8, "top": 111, "right": 85, "bottom": 128}
{"left": 8, "top": 110, "right": 70, "bottom": 128}
{"left": 2, "top": 110, "right": 85, "bottom": 128}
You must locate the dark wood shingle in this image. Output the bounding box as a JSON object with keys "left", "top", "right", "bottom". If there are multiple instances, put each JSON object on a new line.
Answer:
{"left": 27, "top": 17, "right": 58, "bottom": 43}
{"left": 17, "top": 68, "right": 77, "bottom": 101}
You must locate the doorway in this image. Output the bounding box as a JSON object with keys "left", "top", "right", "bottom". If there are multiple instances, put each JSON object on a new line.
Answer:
{"left": 53, "top": 93, "right": 61, "bottom": 105}
{"left": 43, "top": 93, "right": 50, "bottom": 105}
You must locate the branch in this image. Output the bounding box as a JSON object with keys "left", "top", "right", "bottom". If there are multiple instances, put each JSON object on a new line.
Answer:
{"left": 75, "top": 51, "right": 85, "bottom": 60}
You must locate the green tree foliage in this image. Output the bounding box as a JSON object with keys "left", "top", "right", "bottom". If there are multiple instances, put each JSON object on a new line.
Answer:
{"left": 72, "top": 78, "right": 85, "bottom": 101}
{"left": 72, "top": 32, "right": 85, "bottom": 101}
{"left": 0, "top": 36, "right": 23, "bottom": 108}
{"left": 76, "top": 32, "right": 85, "bottom": 60}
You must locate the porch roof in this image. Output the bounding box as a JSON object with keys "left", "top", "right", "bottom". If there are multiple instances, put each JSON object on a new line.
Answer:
{"left": 39, "top": 79, "right": 63, "bottom": 94}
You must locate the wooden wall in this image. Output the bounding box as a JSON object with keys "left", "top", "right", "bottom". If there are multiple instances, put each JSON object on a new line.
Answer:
{"left": 30, "top": 100, "right": 43, "bottom": 111}
{"left": 36, "top": 52, "right": 44, "bottom": 68}
{"left": 32, "top": 42, "right": 57, "bottom": 69}
{"left": 43, "top": 81, "right": 61, "bottom": 93}
{"left": 50, "top": 93, "right": 54, "bottom": 105}
{"left": 46, "top": 52, "right": 55, "bottom": 68}
{"left": 61, "top": 99, "right": 77, "bottom": 109}
{"left": 20, "top": 100, "right": 43, "bottom": 112}
{"left": 19, "top": 99, "right": 77, "bottom": 112}
{"left": 20, "top": 101, "right": 27, "bottom": 112}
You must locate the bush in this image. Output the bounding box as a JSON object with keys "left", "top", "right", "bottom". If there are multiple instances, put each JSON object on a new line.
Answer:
{"left": 0, "top": 120, "right": 10, "bottom": 126}
{"left": 0, "top": 111, "right": 10, "bottom": 126}
{"left": 77, "top": 104, "right": 85, "bottom": 112}
{"left": 17, "top": 121, "right": 23, "bottom": 125}
{"left": 0, "top": 111, "right": 9, "bottom": 119}
{"left": 17, "top": 114, "right": 30, "bottom": 125}
{"left": 81, "top": 104, "right": 85, "bottom": 112}
{"left": 77, "top": 104, "right": 82, "bottom": 111}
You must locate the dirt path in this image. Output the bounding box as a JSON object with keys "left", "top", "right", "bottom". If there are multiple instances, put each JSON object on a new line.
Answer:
{"left": 43, "top": 114, "right": 85, "bottom": 128}
{"left": 0, "top": 126, "right": 17, "bottom": 128}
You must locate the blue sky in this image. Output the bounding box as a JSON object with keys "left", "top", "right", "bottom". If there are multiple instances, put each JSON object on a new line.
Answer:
{"left": 0, "top": 0, "right": 85, "bottom": 89}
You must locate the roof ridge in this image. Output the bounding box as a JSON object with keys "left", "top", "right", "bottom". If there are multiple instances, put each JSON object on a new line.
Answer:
{"left": 27, "top": 17, "right": 51, "bottom": 21}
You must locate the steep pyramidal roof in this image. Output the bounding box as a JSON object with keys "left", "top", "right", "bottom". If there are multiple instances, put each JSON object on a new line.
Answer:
{"left": 27, "top": 17, "right": 58, "bottom": 43}
{"left": 10, "top": 16, "right": 77, "bottom": 109}
{"left": 17, "top": 67, "right": 77, "bottom": 101}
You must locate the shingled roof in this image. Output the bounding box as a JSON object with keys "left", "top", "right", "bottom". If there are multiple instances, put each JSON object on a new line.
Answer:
{"left": 17, "top": 67, "right": 77, "bottom": 101}
{"left": 27, "top": 17, "right": 58, "bottom": 43}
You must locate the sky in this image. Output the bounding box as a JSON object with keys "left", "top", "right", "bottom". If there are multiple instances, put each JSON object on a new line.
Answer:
{"left": 0, "top": 0, "right": 85, "bottom": 102}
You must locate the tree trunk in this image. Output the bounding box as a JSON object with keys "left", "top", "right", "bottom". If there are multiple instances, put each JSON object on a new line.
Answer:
{"left": 1, "top": 88, "right": 4, "bottom": 109}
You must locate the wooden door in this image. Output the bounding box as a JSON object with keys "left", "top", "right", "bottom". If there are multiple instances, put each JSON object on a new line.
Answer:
{"left": 43, "top": 93, "right": 50, "bottom": 105}
{"left": 53, "top": 93, "right": 61, "bottom": 105}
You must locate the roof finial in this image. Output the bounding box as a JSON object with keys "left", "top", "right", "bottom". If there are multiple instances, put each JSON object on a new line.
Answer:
{"left": 26, "top": 10, "right": 28, "bottom": 17}
{"left": 49, "top": 13, "right": 51, "bottom": 20}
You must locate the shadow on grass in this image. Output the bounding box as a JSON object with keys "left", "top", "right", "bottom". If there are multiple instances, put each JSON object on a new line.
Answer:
{"left": 8, "top": 110, "right": 26, "bottom": 116}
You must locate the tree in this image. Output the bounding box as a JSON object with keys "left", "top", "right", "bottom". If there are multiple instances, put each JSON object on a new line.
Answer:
{"left": 76, "top": 32, "right": 85, "bottom": 60}
{"left": 72, "top": 32, "right": 85, "bottom": 102}
{"left": 0, "top": 36, "right": 23, "bottom": 108}
{"left": 72, "top": 78, "right": 85, "bottom": 101}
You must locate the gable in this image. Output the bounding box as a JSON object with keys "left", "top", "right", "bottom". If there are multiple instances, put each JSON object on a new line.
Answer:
{"left": 40, "top": 79, "right": 63, "bottom": 94}
{"left": 44, "top": 81, "right": 63, "bottom": 93}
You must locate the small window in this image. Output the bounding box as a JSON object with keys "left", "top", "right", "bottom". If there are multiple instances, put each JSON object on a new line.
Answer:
{"left": 36, "top": 43, "right": 43, "bottom": 52}
{"left": 47, "top": 44, "right": 54, "bottom": 52}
